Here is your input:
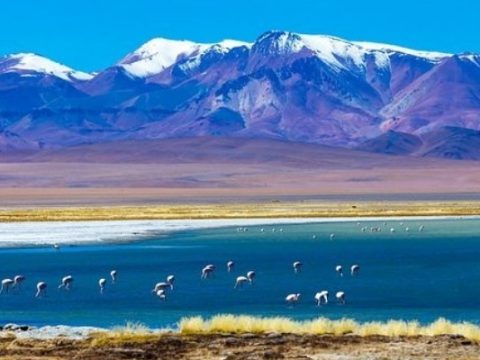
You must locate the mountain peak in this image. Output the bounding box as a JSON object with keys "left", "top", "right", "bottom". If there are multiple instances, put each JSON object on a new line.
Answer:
{"left": 253, "top": 31, "right": 450, "bottom": 65}
{"left": 253, "top": 31, "right": 304, "bottom": 55}
{"left": 119, "top": 38, "right": 251, "bottom": 78}
{"left": 118, "top": 38, "right": 210, "bottom": 77}
{"left": 252, "top": 31, "right": 389, "bottom": 72}
{"left": 0, "top": 52, "right": 92, "bottom": 81}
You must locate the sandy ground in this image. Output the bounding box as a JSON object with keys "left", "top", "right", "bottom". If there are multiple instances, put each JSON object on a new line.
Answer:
{"left": 0, "top": 162, "right": 479, "bottom": 206}
{"left": 0, "top": 333, "right": 478, "bottom": 360}
{"left": 0, "top": 138, "right": 480, "bottom": 207}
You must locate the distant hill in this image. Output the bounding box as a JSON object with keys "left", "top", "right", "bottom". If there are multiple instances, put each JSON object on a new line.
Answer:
{"left": 13, "top": 137, "right": 392, "bottom": 167}
{"left": 357, "top": 126, "right": 480, "bottom": 160}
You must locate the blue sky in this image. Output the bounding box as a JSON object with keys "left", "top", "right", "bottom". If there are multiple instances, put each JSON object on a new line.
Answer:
{"left": 1, "top": 0, "right": 478, "bottom": 71}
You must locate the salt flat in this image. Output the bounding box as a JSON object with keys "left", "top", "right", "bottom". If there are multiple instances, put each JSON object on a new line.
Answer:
{"left": 0, "top": 218, "right": 321, "bottom": 246}
{"left": 0, "top": 215, "right": 475, "bottom": 247}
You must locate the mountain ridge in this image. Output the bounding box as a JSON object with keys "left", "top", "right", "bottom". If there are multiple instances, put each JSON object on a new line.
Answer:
{"left": 0, "top": 30, "right": 479, "bottom": 160}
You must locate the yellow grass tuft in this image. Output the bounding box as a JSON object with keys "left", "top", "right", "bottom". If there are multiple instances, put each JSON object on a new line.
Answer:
{"left": 178, "top": 315, "right": 480, "bottom": 341}
{"left": 90, "top": 322, "right": 159, "bottom": 347}
{"left": 86, "top": 316, "right": 480, "bottom": 346}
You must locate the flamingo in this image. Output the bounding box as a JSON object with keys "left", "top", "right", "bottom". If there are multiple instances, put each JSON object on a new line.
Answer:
{"left": 335, "top": 265, "right": 343, "bottom": 276}
{"left": 166, "top": 275, "right": 175, "bottom": 289}
{"left": 227, "top": 261, "right": 235, "bottom": 272}
{"left": 58, "top": 275, "right": 74, "bottom": 290}
{"left": 156, "top": 289, "right": 166, "bottom": 300}
{"left": 110, "top": 270, "right": 117, "bottom": 283}
{"left": 336, "top": 291, "right": 346, "bottom": 304}
{"left": 234, "top": 275, "right": 249, "bottom": 289}
{"left": 351, "top": 264, "right": 360, "bottom": 276}
{"left": 201, "top": 264, "right": 215, "bottom": 279}
{"left": 293, "top": 261, "right": 302, "bottom": 274}
{"left": 285, "top": 293, "right": 301, "bottom": 305}
{"left": 36, "top": 282, "right": 47, "bottom": 298}
{"left": 13, "top": 275, "right": 25, "bottom": 289}
{"left": 99, "top": 278, "right": 106, "bottom": 294}
{"left": 246, "top": 271, "right": 255, "bottom": 283}
{"left": 315, "top": 291, "right": 329, "bottom": 306}
{"left": 152, "top": 282, "right": 172, "bottom": 293}
{"left": 0, "top": 279, "right": 14, "bottom": 294}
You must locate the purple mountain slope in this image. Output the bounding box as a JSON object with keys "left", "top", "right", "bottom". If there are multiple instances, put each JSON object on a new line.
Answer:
{"left": 379, "top": 55, "right": 480, "bottom": 134}
{"left": 356, "top": 130, "right": 423, "bottom": 155}
{"left": 357, "top": 126, "right": 480, "bottom": 160}
{"left": 0, "top": 31, "right": 479, "bottom": 160}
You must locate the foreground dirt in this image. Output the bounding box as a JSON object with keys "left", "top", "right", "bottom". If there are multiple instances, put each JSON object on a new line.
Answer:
{"left": 0, "top": 333, "right": 478, "bottom": 360}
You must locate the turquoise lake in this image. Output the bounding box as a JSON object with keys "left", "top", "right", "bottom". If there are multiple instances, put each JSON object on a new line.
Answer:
{"left": 0, "top": 218, "right": 480, "bottom": 329}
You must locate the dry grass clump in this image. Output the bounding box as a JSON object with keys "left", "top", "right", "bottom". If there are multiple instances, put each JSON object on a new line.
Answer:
{"left": 1, "top": 200, "right": 480, "bottom": 222}
{"left": 179, "top": 315, "right": 480, "bottom": 341}
{"left": 90, "top": 322, "right": 159, "bottom": 347}
{"left": 179, "top": 315, "right": 361, "bottom": 335}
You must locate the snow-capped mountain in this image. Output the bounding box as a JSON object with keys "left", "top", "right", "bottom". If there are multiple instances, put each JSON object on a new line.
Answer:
{"left": 0, "top": 30, "right": 479, "bottom": 160}
{"left": 119, "top": 38, "right": 249, "bottom": 78}
{"left": 119, "top": 38, "right": 210, "bottom": 78}
{"left": 0, "top": 53, "right": 92, "bottom": 81}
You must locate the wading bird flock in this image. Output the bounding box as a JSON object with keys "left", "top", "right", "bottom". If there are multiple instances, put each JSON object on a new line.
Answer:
{"left": 283, "top": 263, "right": 359, "bottom": 306}
{"left": 0, "top": 259, "right": 359, "bottom": 305}
{"left": 0, "top": 270, "right": 120, "bottom": 298}
{"left": 0, "top": 222, "right": 424, "bottom": 306}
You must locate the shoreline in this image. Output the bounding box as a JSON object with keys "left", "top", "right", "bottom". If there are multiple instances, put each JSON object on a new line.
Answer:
{"left": 1, "top": 317, "right": 479, "bottom": 359}
{"left": 0, "top": 215, "right": 478, "bottom": 248}
{"left": 5, "top": 315, "right": 480, "bottom": 339}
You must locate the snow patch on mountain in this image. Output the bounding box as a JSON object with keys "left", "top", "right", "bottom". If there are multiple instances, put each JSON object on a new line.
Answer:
{"left": 354, "top": 41, "right": 450, "bottom": 61}
{"left": 300, "top": 34, "right": 390, "bottom": 71}
{"left": 460, "top": 54, "right": 480, "bottom": 66}
{"left": 216, "top": 39, "right": 251, "bottom": 50}
{"left": 176, "top": 39, "right": 251, "bottom": 73}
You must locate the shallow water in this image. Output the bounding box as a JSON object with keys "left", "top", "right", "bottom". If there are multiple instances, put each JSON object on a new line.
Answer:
{"left": 1, "top": 218, "right": 480, "bottom": 328}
